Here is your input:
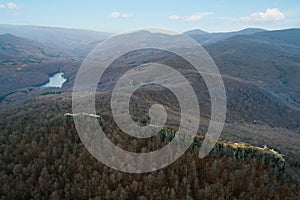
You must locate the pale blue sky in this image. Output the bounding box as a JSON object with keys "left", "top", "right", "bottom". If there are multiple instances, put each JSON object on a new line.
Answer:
{"left": 0, "top": 0, "right": 299, "bottom": 33}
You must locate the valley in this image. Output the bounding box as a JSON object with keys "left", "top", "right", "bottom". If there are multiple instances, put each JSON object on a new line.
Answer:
{"left": 0, "top": 25, "right": 299, "bottom": 199}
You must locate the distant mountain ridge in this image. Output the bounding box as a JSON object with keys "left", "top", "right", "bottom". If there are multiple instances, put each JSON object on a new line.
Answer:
{"left": 253, "top": 28, "right": 300, "bottom": 47}
{"left": 0, "top": 33, "right": 69, "bottom": 60}
{"left": 0, "top": 26, "right": 299, "bottom": 128}
{"left": 0, "top": 24, "right": 111, "bottom": 56}
{"left": 184, "top": 28, "right": 266, "bottom": 44}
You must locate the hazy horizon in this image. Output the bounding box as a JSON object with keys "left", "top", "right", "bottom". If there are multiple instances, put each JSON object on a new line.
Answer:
{"left": 1, "top": 23, "right": 300, "bottom": 34}
{"left": 1, "top": 0, "right": 300, "bottom": 33}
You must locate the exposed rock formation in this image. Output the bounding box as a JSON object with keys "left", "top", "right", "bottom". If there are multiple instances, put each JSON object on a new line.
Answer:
{"left": 64, "top": 114, "right": 286, "bottom": 172}
{"left": 64, "top": 112, "right": 105, "bottom": 126}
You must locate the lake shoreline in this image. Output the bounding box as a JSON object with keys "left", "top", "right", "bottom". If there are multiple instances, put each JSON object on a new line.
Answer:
{"left": 39, "top": 71, "right": 67, "bottom": 88}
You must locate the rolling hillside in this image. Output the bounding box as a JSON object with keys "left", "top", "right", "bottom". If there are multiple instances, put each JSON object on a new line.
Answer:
{"left": 0, "top": 33, "right": 69, "bottom": 60}
{"left": 0, "top": 24, "right": 111, "bottom": 57}
{"left": 204, "top": 29, "right": 300, "bottom": 110}
{"left": 0, "top": 34, "right": 74, "bottom": 93}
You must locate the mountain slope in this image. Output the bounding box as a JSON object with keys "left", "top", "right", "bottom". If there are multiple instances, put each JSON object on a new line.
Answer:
{"left": 74, "top": 31, "right": 299, "bottom": 130}
{"left": 0, "top": 24, "right": 111, "bottom": 56}
{"left": 0, "top": 34, "right": 76, "bottom": 93}
{"left": 1, "top": 29, "right": 299, "bottom": 130}
{"left": 0, "top": 33, "right": 69, "bottom": 60}
{"left": 204, "top": 29, "right": 300, "bottom": 110}
{"left": 185, "top": 28, "right": 266, "bottom": 44}
{"left": 253, "top": 28, "right": 300, "bottom": 47}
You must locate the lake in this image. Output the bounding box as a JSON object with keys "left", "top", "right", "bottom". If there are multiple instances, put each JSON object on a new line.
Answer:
{"left": 40, "top": 72, "right": 67, "bottom": 88}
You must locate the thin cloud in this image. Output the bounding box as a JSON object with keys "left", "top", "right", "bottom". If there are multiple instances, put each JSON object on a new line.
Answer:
{"left": 168, "top": 12, "right": 214, "bottom": 22}
{"left": 184, "top": 13, "right": 213, "bottom": 22}
{"left": 0, "top": 2, "right": 19, "bottom": 10}
{"left": 108, "top": 11, "right": 133, "bottom": 19}
{"left": 7, "top": 2, "right": 18, "bottom": 9}
{"left": 240, "top": 8, "right": 285, "bottom": 22}
{"left": 168, "top": 15, "right": 180, "bottom": 20}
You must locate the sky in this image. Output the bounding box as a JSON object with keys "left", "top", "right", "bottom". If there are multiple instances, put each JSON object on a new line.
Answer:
{"left": 0, "top": 0, "right": 299, "bottom": 33}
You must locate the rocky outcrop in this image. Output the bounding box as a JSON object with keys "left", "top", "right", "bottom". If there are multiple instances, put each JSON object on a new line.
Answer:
{"left": 64, "top": 113, "right": 105, "bottom": 126}
{"left": 160, "top": 127, "right": 286, "bottom": 172}
{"left": 64, "top": 114, "right": 286, "bottom": 172}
